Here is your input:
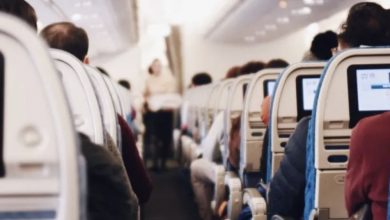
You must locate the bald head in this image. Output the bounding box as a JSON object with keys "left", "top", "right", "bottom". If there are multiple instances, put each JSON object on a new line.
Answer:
{"left": 40, "top": 22, "right": 89, "bottom": 62}
{"left": 261, "top": 96, "right": 271, "bottom": 126}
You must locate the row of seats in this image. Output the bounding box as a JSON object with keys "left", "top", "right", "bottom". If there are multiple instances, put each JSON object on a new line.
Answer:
{"left": 178, "top": 46, "right": 390, "bottom": 219}
{"left": 0, "top": 13, "right": 137, "bottom": 219}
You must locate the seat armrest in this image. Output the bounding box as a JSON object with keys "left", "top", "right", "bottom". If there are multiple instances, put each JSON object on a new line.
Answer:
{"left": 211, "top": 165, "right": 226, "bottom": 213}
{"left": 225, "top": 174, "right": 242, "bottom": 220}
{"left": 243, "top": 188, "right": 267, "bottom": 220}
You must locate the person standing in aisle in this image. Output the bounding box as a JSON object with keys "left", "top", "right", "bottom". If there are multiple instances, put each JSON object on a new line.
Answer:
{"left": 144, "top": 58, "right": 178, "bottom": 171}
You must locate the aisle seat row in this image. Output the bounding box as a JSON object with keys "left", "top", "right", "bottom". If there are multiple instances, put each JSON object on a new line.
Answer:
{"left": 181, "top": 47, "right": 390, "bottom": 220}
{"left": 0, "top": 13, "right": 139, "bottom": 219}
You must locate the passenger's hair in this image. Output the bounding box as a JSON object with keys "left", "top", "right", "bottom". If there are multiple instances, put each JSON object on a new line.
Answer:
{"left": 239, "top": 61, "right": 265, "bottom": 75}
{"left": 310, "top": 31, "right": 338, "bottom": 60}
{"left": 266, "top": 59, "right": 289, "bottom": 68}
{"left": 148, "top": 59, "right": 160, "bottom": 75}
{"left": 96, "top": 67, "right": 110, "bottom": 77}
{"left": 339, "top": 2, "right": 389, "bottom": 47}
{"left": 225, "top": 66, "right": 241, "bottom": 79}
{"left": 40, "top": 22, "right": 89, "bottom": 61}
{"left": 0, "top": 0, "right": 37, "bottom": 30}
{"left": 191, "top": 72, "right": 212, "bottom": 86}
{"left": 118, "top": 80, "right": 131, "bottom": 90}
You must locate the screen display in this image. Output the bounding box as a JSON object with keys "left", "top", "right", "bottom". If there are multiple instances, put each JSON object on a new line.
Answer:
{"left": 356, "top": 68, "right": 390, "bottom": 111}
{"left": 347, "top": 64, "right": 390, "bottom": 128}
{"left": 263, "top": 80, "right": 276, "bottom": 97}
{"left": 302, "top": 78, "right": 320, "bottom": 111}
{"left": 296, "top": 74, "right": 321, "bottom": 121}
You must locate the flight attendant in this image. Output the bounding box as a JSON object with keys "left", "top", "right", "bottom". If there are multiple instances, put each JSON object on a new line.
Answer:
{"left": 144, "top": 59, "right": 177, "bottom": 171}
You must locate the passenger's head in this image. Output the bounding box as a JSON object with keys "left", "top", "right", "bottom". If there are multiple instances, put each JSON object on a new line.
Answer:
{"left": 0, "top": 0, "right": 37, "bottom": 31}
{"left": 239, "top": 61, "right": 265, "bottom": 75}
{"left": 261, "top": 96, "right": 271, "bottom": 126}
{"left": 266, "top": 59, "right": 289, "bottom": 68}
{"left": 148, "top": 59, "right": 162, "bottom": 75}
{"left": 339, "top": 2, "right": 389, "bottom": 48}
{"left": 225, "top": 66, "right": 241, "bottom": 79}
{"left": 118, "top": 79, "right": 131, "bottom": 90}
{"left": 191, "top": 72, "right": 212, "bottom": 86}
{"left": 310, "top": 31, "right": 338, "bottom": 60}
{"left": 40, "top": 22, "right": 89, "bottom": 63}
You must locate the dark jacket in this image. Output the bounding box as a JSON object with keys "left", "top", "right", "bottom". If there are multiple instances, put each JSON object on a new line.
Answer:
{"left": 79, "top": 133, "right": 138, "bottom": 220}
{"left": 267, "top": 116, "right": 310, "bottom": 219}
{"left": 118, "top": 115, "right": 153, "bottom": 204}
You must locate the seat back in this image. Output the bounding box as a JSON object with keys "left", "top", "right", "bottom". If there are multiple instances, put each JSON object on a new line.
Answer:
{"left": 197, "top": 84, "right": 214, "bottom": 140}
{"left": 222, "top": 75, "right": 253, "bottom": 168}
{"left": 50, "top": 49, "right": 104, "bottom": 146}
{"left": 304, "top": 48, "right": 390, "bottom": 220}
{"left": 0, "top": 13, "right": 84, "bottom": 219}
{"left": 206, "top": 82, "right": 222, "bottom": 129}
{"left": 239, "top": 68, "right": 282, "bottom": 185}
{"left": 266, "top": 62, "right": 325, "bottom": 182}
{"left": 103, "top": 75, "right": 125, "bottom": 117}
{"left": 115, "top": 83, "right": 132, "bottom": 119}
{"left": 85, "top": 66, "right": 119, "bottom": 147}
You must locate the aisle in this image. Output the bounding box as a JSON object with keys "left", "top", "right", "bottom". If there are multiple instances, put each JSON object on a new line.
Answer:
{"left": 143, "top": 166, "right": 202, "bottom": 220}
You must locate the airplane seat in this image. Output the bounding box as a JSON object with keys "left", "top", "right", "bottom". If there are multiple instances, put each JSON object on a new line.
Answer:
{"left": 0, "top": 13, "right": 85, "bottom": 219}
{"left": 50, "top": 49, "right": 105, "bottom": 146}
{"left": 240, "top": 68, "right": 282, "bottom": 188}
{"left": 84, "top": 66, "right": 119, "bottom": 149}
{"left": 102, "top": 75, "right": 124, "bottom": 148}
{"left": 209, "top": 79, "right": 235, "bottom": 213}
{"left": 265, "top": 62, "right": 325, "bottom": 184}
{"left": 206, "top": 83, "right": 222, "bottom": 130}
{"left": 218, "top": 74, "right": 252, "bottom": 220}
{"left": 304, "top": 47, "right": 390, "bottom": 220}
{"left": 239, "top": 68, "right": 282, "bottom": 220}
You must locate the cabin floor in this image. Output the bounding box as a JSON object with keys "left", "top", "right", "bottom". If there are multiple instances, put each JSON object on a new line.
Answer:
{"left": 143, "top": 160, "right": 201, "bottom": 220}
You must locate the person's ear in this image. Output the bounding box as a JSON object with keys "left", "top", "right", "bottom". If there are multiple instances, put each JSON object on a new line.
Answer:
{"left": 83, "top": 56, "right": 90, "bottom": 64}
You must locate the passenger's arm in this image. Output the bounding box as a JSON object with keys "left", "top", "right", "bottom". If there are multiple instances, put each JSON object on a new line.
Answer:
{"left": 79, "top": 133, "right": 139, "bottom": 220}
{"left": 267, "top": 117, "right": 310, "bottom": 219}
{"left": 118, "top": 115, "right": 153, "bottom": 204}
{"left": 345, "top": 121, "right": 368, "bottom": 216}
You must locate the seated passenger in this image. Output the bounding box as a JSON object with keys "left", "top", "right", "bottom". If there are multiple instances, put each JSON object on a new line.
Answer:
{"left": 267, "top": 116, "right": 310, "bottom": 219}
{"left": 0, "top": 0, "right": 37, "bottom": 31}
{"left": 41, "top": 22, "right": 153, "bottom": 204}
{"left": 79, "top": 133, "right": 139, "bottom": 220}
{"left": 118, "top": 115, "right": 153, "bottom": 204}
{"left": 254, "top": 3, "right": 389, "bottom": 219}
{"left": 345, "top": 113, "right": 390, "bottom": 219}
{"left": 191, "top": 66, "right": 242, "bottom": 220}
{"left": 40, "top": 22, "right": 143, "bottom": 214}
{"left": 181, "top": 72, "right": 212, "bottom": 136}
{"left": 302, "top": 31, "right": 338, "bottom": 61}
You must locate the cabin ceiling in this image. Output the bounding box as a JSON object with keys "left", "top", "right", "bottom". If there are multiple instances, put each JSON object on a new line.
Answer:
{"left": 26, "top": 0, "right": 138, "bottom": 59}
{"left": 206, "top": 0, "right": 362, "bottom": 43}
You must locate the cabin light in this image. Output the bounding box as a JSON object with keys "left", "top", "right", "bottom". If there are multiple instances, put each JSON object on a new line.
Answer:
{"left": 279, "top": 0, "right": 288, "bottom": 9}
{"left": 255, "top": 30, "right": 266, "bottom": 36}
{"left": 291, "top": 6, "right": 312, "bottom": 15}
{"left": 265, "top": 24, "right": 277, "bottom": 31}
{"left": 244, "top": 36, "right": 255, "bottom": 42}
{"left": 276, "top": 16, "right": 290, "bottom": 24}
{"left": 71, "top": 14, "right": 83, "bottom": 21}
{"left": 303, "top": 0, "right": 324, "bottom": 5}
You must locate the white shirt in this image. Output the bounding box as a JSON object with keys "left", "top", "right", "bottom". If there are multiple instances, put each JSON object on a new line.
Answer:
{"left": 201, "top": 112, "right": 224, "bottom": 161}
